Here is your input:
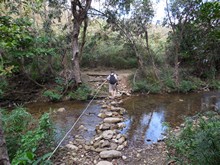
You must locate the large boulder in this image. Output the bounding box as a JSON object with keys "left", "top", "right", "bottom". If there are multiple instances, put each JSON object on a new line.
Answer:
{"left": 99, "top": 123, "right": 111, "bottom": 130}
{"left": 99, "top": 150, "right": 122, "bottom": 159}
{"left": 104, "top": 117, "right": 123, "bottom": 123}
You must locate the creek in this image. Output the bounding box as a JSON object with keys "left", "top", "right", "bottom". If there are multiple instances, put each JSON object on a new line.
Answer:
{"left": 25, "top": 91, "right": 220, "bottom": 147}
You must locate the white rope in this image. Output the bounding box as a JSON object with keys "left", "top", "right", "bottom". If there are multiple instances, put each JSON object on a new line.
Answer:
{"left": 47, "top": 80, "right": 107, "bottom": 161}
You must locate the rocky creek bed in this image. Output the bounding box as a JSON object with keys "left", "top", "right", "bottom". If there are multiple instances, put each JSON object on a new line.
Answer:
{"left": 52, "top": 96, "right": 168, "bottom": 165}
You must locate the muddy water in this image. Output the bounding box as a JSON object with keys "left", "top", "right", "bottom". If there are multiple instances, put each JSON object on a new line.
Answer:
{"left": 121, "top": 91, "right": 220, "bottom": 146}
{"left": 26, "top": 91, "right": 220, "bottom": 147}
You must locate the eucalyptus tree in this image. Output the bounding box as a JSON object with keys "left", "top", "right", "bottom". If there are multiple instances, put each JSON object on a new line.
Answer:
{"left": 164, "top": 0, "right": 220, "bottom": 83}
{"left": 47, "top": 0, "right": 154, "bottom": 84}
{"left": 164, "top": 0, "right": 196, "bottom": 86}
{"left": 194, "top": 1, "right": 220, "bottom": 78}
{"left": 103, "top": 0, "right": 154, "bottom": 75}
{"left": 180, "top": 0, "right": 220, "bottom": 79}
{"left": 70, "top": 0, "right": 92, "bottom": 85}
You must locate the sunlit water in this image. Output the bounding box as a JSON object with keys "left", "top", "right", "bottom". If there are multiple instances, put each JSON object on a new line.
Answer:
{"left": 26, "top": 91, "right": 220, "bottom": 147}
{"left": 121, "top": 91, "right": 220, "bottom": 146}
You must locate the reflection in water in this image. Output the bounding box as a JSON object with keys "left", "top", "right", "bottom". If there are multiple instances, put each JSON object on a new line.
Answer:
{"left": 26, "top": 101, "right": 102, "bottom": 144}
{"left": 145, "top": 109, "right": 166, "bottom": 143}
{"left": 26, "top": 91, "right": 220, "bottom": 147}
{"left": 122, "top": 91, "right": 220, "bottom": 147}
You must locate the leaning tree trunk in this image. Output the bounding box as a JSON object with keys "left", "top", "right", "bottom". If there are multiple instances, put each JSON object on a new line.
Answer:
{"left": 0, "top": 113, "right": 10, "bottom": 165}
{"left": 130, "top": 39, "right": 147, "bottom": 77}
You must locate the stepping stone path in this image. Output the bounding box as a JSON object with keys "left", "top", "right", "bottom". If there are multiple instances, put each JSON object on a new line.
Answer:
{"left": 53, "top": 96, "right": 130, "bottom": 165}
{"left": 52, "top": 71, "right": 167, "bottom": 164}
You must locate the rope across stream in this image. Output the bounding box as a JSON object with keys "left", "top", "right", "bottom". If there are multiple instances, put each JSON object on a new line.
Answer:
{"left": 47, "top": 80, "right": 108, "bottom": 161}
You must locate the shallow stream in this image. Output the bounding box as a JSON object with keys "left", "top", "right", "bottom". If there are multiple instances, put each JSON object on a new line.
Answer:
{"left": 26, "top": 91, "right": 220, "bottom": 147}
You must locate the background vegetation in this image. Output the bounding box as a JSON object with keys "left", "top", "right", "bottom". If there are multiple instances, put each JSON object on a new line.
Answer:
{"left": 0, "top": 0, "right": 219, "bottom": 101}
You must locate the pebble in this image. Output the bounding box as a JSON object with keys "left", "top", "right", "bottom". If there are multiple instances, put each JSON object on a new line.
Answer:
{"left": 66, "top": 144, "right": 79, "bottom": 151}
{"left": 96, "top": 161, "right": 113, "bottom": 165}
{"left": 57, "top": 107, "right": 66, "bottom": 112}
{"left": 122, "top": 155, "right": 127, "bottom": 160}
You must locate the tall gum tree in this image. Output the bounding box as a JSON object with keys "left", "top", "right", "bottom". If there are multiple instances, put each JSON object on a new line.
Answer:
{"left": 71, "top": 0, "right": 92, "bottom": 85}
{"left": 165, "top": 0, "right": 220, "bottom": 79}
{"left": 163, "top": 0, "right": 219, "bottom": 85}
{"left": 104, "top": 0, "right": 154, "bottom": 76}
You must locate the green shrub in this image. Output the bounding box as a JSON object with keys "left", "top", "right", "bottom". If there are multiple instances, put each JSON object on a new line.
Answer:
{"left": 210, "top": 80, "right": 220, "bottom": 90}
{"left": 1, "top": 107, "right": 34, "bottom": 159}
{"left": 0, "top": 89, "right": 3, "bottom": 98}
{"left": 160, "top": 68, "right": 175, "bottom": 91}
{"left": 68, "top": 84, "right": 92, "bottom": 101}
{"left": 43, "top": 90, "right": 62, "bottom": 101}
{"left": 190, "top": 77, "right": 205, "bottom": 87}
{"left": 149, "top": 83, "right": 162, "bottom": 93}
{"left": 133, "top": 80, "right": 161, "bottom": 93}
{"left": 0, "top": 78, "right": 8, "bottom": 98}
{"left": 166, "top": 113, "right": 220, "bottom": 165}
{"left": 12, "top": 152, "right": 52, "bottom": 165}
{"left": 178, "top": 80, "right": 197, "bottom": 93}
{"left": 12, "top": 113, "right": 54, "bottom": 164}
{"left": 164, "top": 77, "right": 176, "bottom": 90}
{"left": 55, "top": 77, "right": 65, "bottom": 86}
{"left": 133, "top": 80, "right": 148, "bottom": 93}
{"left": 1, "top": 107, "right": 54, "bottom": 164}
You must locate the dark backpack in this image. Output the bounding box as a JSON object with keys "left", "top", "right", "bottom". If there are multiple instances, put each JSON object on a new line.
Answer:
{"left": 109, "top": 74, "right": 117, "bottom": 84}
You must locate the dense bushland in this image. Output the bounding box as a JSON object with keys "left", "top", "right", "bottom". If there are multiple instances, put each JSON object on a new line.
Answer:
{"left": 0, "top": 0, "right": 219, "bottom": 100}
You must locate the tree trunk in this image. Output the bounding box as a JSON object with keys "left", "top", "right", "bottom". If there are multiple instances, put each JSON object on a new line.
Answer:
{"left": 166, "top": 0, "right": 180, "bottom": 88}
{"left": 71, "top": 0, "right": 92, "bottom": 85}
{"left": 0, "top": 113, "right": 10, "bottom": 165}
{"left": 72, "top": 20, "right": 82, "bottom": 85}
{"left": 79, "top": 18, "right": 88, "bottom": 61}
{"left": 47, "top": 55, "right": 54, "bottom": 75}
{"left": 174, "top": 44, "right": 180, "bottom": 87}
{"left": 144, "top": 27, "right": 149, "bottom": 52}
{"left": 132, "top": 43, "right": 145, "bottom": 72}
